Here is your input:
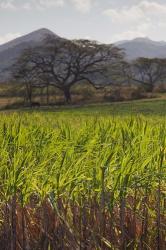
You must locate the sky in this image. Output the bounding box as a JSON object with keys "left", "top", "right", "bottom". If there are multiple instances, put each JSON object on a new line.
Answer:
{"left": 1, "top": 0, "right": 166, "bottom": 45}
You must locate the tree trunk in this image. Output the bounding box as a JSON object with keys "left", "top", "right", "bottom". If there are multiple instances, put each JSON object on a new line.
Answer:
{"left": 144, "top": 83, "right": 153, "bottom": 92}
{"left": 46, "top": 85, "right": 50, "bottom": 105}
{"left": 40, "top": 87, "right": 44, "bottom": 104}
{"left": 63, "top": 88, "right": 71, "bottom": 103}
{"left": 25, "top": 83, "right": 32, "bottom": 104}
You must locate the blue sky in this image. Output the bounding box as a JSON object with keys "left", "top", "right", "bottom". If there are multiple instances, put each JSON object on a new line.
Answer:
{"left": 1, "top": 0, "right": 166, "bottom": 44}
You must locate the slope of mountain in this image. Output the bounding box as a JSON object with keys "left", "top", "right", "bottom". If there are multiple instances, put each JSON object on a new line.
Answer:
{"left": 116, "top": 37, "right": 166, "bottom": 60}
{"left": 1, "top": 29, "right": 166, "bottom": 83}
{"left": 0, "top": 28, "right": 60, "bottom": 82}
{"left": 0, "top": 28, "right": 58, "bottom": 53}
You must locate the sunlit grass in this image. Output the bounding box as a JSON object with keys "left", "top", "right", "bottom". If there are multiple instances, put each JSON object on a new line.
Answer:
{"left": 0, "top": 109, "right": 165, "bottom": 249}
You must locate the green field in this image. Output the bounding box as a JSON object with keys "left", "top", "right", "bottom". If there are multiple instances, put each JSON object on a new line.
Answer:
{"left": 12, "top": 98, "right": 166, "bottom": 116}
{"left": 0, "top": 99, "right": 165, "bottom": 249}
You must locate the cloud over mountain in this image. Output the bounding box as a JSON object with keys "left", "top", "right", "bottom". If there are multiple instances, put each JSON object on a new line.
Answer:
{"left": 103, "top": 1, "right": 166, "bottom": 42}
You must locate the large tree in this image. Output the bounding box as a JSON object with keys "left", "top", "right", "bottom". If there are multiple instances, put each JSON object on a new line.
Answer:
{"left": 12, "top": 37, "right": 123, "bottom": 103}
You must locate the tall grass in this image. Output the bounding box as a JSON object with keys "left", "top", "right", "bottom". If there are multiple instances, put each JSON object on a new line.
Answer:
{"left": 0, "top": 112, "right": 165, "bottom": 249}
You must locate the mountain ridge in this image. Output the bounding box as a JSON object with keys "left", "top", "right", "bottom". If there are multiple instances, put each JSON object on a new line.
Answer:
{"left": 1, "top": 28, "right": 166, "bottom": 82}
{"left": 116, "top": 37, "right": 166, "bottom": 60}
{"left": 116, "top": 37, "right": 166, "bottom": 46}
{"left": 0, "top": 28, "right": 60, "bottom": 82}
{"left": 0, "top": 28, "right": 58, "bottom": 52}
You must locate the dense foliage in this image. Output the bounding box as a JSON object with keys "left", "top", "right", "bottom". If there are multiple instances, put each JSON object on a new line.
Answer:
{"left": 0, "top": 111, "right": 165, "bottom": 249}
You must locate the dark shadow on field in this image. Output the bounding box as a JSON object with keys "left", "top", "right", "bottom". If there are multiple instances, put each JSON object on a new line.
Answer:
{"left": 0, "top": 99, "right": 166, "bottom": 117}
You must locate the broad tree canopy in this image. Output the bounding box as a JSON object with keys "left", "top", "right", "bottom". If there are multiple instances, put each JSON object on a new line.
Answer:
{"left": 12, "top": 36, "right": 123, "bottom": 102}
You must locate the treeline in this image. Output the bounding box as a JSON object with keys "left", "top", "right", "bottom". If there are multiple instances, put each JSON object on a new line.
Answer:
{"left": 10, "top": 36, "right": 166, "bottom": 105}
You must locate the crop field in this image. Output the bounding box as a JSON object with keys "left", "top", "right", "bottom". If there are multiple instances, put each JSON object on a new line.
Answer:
{"left": 0, "top": 101, "right": 165, "bottom": 249}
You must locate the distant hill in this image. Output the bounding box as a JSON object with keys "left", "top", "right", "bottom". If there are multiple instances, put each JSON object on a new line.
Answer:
{"left": 1, "top": 29, "right": 166, "bottom": 82}
{"left": 0, "top": 28, "right": 60, "bottom": 82}
{"left": 116, "top": 37, "right": 166, "bottom": 60}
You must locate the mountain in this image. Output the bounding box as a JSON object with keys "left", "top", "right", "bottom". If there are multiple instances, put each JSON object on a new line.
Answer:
{"left": 0, "top": 28, "right": 58, "bottom": 53}
{"left": 0, "top": 28, "right": 60, "bottom": 82}
{"left": 1, "top": 29, "right": 166, "bottom": 82}
{"left": 116, "top": 37, "right": 166, "bottom": 60}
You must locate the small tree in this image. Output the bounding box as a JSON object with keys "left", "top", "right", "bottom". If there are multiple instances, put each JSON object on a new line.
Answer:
{"left": 12, "top": 62, "right": 33, "bottom": 103}
{"left": 11, "top": 50, "right": 43, "bottom": 104}
{"left": 107, "top": 60, "right": 133, "bottom": 87}
{"left": 131, "top": 58, "right": 166, "bottom": 92}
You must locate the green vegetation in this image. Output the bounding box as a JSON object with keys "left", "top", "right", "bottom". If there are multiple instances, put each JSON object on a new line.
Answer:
{"left": 48, "top": 99, "right": 166, "bottom": 116}
{"left": 0, "top": 101, "right": 165, "bottom": 249}
{"left": 6, "top": 98, "right": 164, "bottom": 116}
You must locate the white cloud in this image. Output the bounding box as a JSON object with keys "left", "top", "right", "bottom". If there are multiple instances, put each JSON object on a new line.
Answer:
{"left": 103, "top": 1, "right": 166, "bottom": 42}
{"left": 0, "top": 0, "right": 95, "bottom": 12}
{"left": 0, "top": 33, "right": 21, "bottom": 45}
{"left": 22, "top": 2, "right": 31, "bottom": 10}
{"left": 111, "top": 22, "right": 151, "bottom": 42}
{"left": 0, "top": 0, "right": 65, "bottom": 10}
{"left": 103, "top": 1, "right": 166, "bottom": 24}
{"left": 70, "top": 0, "right": 94, "bottom": 13}
{"left": 0, "top": 0, "right": 16, "bottom": 10}
{"left": 104, "top": 6, "right": 143, "bottom": 24}
{"left": 35, "top": 0, "right": 64, "bottom": 10}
